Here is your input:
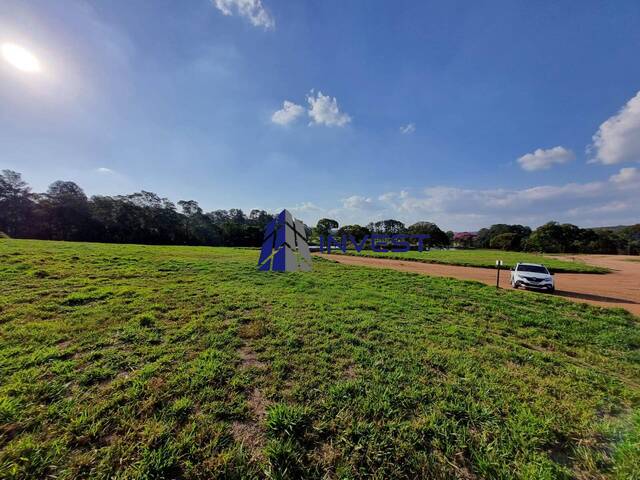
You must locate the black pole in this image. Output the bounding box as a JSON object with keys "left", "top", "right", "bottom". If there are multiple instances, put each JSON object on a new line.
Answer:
{"left": 496, "top": 262, "right": 501, "bottom": 289}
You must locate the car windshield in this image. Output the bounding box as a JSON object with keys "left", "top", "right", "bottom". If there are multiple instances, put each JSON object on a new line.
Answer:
{"left": 517, "top": 265, "right": 549, "bottom": 274}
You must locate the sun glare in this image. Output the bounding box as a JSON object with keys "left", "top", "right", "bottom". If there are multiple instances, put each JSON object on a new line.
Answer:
{"left": 1, "top": 43, "right": 42, "bottom": 73}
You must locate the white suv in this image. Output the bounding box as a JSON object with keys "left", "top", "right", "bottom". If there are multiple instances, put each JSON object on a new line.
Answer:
{"left": 510, "top": 263, "right": 555, "bottom": 293}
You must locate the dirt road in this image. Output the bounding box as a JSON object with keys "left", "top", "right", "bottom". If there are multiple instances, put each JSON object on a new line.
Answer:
{"left": 316, "top": 253, "right": 640, "bottom": 316}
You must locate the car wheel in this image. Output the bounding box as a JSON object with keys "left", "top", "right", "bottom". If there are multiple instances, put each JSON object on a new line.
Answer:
{"left": 548, "top": 287, "right": 555, "bottom": 294}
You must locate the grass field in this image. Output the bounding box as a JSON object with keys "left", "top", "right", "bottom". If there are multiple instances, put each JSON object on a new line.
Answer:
{"left": 1, "top": 239, "right": 639, "bottom": 479}
{"left": 339, "top": 249, "right": 609, "bottom": 274}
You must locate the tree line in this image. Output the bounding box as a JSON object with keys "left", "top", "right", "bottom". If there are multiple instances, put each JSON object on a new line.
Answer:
{"left": 313, "top": 218, "right": 640, "bottom": 254}
{"left": 1, "top": 170, "right": 638, "bottom": 253}
{"left": 0, "top": 170, "right": 274, "bottom": 246}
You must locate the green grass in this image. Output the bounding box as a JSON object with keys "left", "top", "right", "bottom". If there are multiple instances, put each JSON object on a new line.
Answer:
{"left": 339, "top": 248, "right": 608, "bottom": 273}
{"left": 0, "top": 239, "right": 638, "bottom": 479}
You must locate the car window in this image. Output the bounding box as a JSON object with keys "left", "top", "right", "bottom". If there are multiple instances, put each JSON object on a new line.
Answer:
{"left": 517, "top": 265, "right": 549, "bottom": 274}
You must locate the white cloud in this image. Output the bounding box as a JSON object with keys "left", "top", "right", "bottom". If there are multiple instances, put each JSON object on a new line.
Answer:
{"left": 610, "top": 166, "right": 640, "bottom": 184}
{"left": 307, "top": 90, "right": 351, "bottom": 127}
{"left": 289, "top": 202, "right": 322, "bottom": 213}
{"left": 377, "top": 190, "right": 409, "bottom": 209}
{"left": 400, "top": 123, "right": 415, "bottom": 134}
{"left": 517, "top": 146, "right": 575, "bottom": 171}
{"left": 295, "top": 167, "right": 640, "bottom": 231}
{"left": 273, "top": 90, "right": 351, "bottom": 128}
{"left": 271, "top": 100, "right": 304, "bottom": 125}
{"left": 392, "top": 172, "right": 639, "bottom": 228}
{"left": 590, "top": 91, "right": 640, "bottom": 165}
{"left": 378, "top": 192, "right": 397, "bottom": 202}
{"left": 96, "top": 167, "right": 115, "bottom": 174}
{"left": 213, "top": 0, "right": 275, "bottom": 29}
{"left": 567, "top": 201, "right": 631, "bottom": 217}
{"left": 342, "top": 195, "right": 374, "bottom": 210}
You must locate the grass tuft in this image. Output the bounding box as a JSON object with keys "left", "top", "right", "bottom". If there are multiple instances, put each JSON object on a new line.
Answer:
{"left": 136, "top": 312, "right": 156, "bottom": 328}
{"left": 266, "top": 403, "right": 310, "bottom": 440}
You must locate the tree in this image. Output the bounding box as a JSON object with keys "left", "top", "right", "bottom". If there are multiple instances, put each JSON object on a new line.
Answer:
{"left": 446, "top": 230, "right": 454, "bottom": 244}
{"left": 228, "top": 208, "right": 246, "bottom": 225}
{"left": 316, "top": 218, "right": 339, "bottom": 236}
{"left": 248, "top": 209, "right": 275, "bottom": 230}
{"left": 43, "top": 181, "right": 92, "bottom": 241}
{"left": 525, "top": 222, "right": 565, "bottom": 253}
{"left": 89, "top": 195, "right": 126, "bottom": 242}
{"left": 207, "top": 210, "right": 230, "bottom": 224}
{"left": 178, "top": 200, "right": 202, "bottom": 242}
{"left": 3, "top": 169, "right": 639, "bottom": 256}
{"left": 490, "top": 232, "right": 519, "bottom": 250}
{"left": 367, "top": 219, "right": 406, "bottom": 235}
{"left": 0, "top": 170, "right": 34, "bottom": 237}
{"left": 407, "top": 222, "right": 449, "bottom": 246}
{"left": 178, "top": 200, "right": 202, "bottom": 217}
{"left": 558, "top": 224, "right": 581, "bottom": 252}
{"left": 621, "top": 224, "right": 640, "bottom": 254}
{"left": 621, "top": 224, "right": 640, "bottom": 242}
{"left": 453, "top": 232, "right": 476, "bottom": 248}
{"left": 576, "top": 229, "right": 623, "bottom": 254}
{"left": 476, "top": 224, "right": 531, "bottom": 250}
{"left": 0, "top": 171, "right": 283, "bottom": 248}
{"left": 337, "top": 224, "right": 371, "bottom": 241}
{"left": 118, "top": 191, "right": 182, "bottom": 244}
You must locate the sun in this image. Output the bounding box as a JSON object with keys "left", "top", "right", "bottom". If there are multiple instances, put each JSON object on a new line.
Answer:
{"left": 1, "top": 43, "right": 42, "bottom": 73}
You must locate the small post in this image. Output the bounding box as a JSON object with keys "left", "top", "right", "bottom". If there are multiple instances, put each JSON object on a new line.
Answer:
{"left": 495, "top": 260, "right": 502, "bottom": 289}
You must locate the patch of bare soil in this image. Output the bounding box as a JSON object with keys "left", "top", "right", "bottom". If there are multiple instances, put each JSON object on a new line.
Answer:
{"left": 230, "top": 420, "right": 266, "bottom": 462}
{"left": 238, "top": 345, "right": 266, "bottom": 370}
{"left": 344, "top": 363, "right": 357, "bottom": 380}
{"left": 231, "top": 342, "right": 271, "bottom": 460}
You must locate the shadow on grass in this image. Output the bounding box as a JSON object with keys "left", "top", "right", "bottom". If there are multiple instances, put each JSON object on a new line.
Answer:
{"left": 554, "top": 289, "right": 638, "bottom": 305}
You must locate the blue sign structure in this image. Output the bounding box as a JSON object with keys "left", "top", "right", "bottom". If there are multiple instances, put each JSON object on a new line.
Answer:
{"left": 319, "top": 233, "right": 430, "bottom": 253}
{"left": 258, "top": 209, "right": 312, "bottom": 272}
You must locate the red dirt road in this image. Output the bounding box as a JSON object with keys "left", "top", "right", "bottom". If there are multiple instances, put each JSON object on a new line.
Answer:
{"left": 316, "top": 253, "right": 640, "bottom": 316}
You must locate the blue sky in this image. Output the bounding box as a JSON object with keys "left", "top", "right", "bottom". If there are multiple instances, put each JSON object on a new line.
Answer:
{"left": 1, "top": 0, "right": 640, "bottom": 230}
